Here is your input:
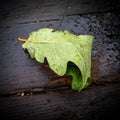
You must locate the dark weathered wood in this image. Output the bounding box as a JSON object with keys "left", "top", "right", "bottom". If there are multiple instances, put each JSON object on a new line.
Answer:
{"left": 0, "top": 1, "right": 120, "bottom": 119}
{"left": 0, "top": 0, "right": 120, "bottom": 27}
{"left": 0, "top": 83, "right": 120, "bottom": 120}
{"left": 0, "top": 11, "right": 120, "bottom": 94}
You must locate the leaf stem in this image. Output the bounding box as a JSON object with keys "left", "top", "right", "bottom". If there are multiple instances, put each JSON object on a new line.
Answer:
{"left": 18, "top": 37, "right": 74, "bottom": 45}
{"left": 18, "top": 37, "right": 41, "bottom": 43}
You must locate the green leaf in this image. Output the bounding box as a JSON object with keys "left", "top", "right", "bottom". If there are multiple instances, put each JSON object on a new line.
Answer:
{"left": 19, "top": 28, "right": 93, "bottom": 91}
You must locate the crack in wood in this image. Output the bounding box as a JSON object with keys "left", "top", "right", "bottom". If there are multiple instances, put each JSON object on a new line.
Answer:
{"left": 0, "top": 81, "right": 119, "bottom": 98}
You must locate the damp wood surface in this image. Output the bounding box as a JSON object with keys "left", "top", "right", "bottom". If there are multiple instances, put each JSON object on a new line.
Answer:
{"left": 0, "top": 83, "right": 120, "bottom": 120}
{"left": 0, "top": 0, "right": 120, "bottom": 120}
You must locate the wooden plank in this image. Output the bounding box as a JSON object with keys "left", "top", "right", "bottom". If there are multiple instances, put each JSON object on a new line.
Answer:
{"left": 0, "top": 12, "right": 120, "bottom": 94}
{"left": 0, "top": 0, "right": 120, "bottom": 94}
{"left": 0, "top": 0, "right": 120, "bottom": 26}
{"left": 0, "top": 1, "right": 120, "bottom": 119}
{"left": 0, "top": 83, "right": 120, "bottom": 120}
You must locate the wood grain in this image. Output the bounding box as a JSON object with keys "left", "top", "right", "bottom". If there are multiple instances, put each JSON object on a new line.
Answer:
{"left": 0, "top": 1, "right": 120, "bottom": 119}
{"left": 0, "top": 83, "right": 120, "bottom": 120}
{"left": 0, "top": 11, "right": 120, "bottom": 94}
{"left": 1, "top": 0, "right": 120, "bottom": 26}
